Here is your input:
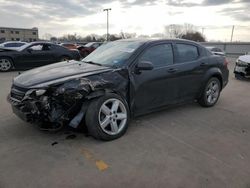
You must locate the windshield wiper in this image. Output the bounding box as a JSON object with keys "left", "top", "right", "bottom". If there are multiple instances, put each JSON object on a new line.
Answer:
{"left": 83, "top": 61, "right": 103, "bottom": 66}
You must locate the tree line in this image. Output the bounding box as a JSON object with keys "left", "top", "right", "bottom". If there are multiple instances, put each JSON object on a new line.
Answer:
{"left": 43, "top": 24, "right": 206, "bottom": 43}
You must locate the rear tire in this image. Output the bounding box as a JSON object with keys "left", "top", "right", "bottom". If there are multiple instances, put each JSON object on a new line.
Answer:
{"left": 85, "top": 93, "right": 130, "bottom": 141}
{"left": 0, "top": 57, "right": 13, "bottom": 72}
{"left": 198, "top": 77, "right": 221, "bottom": 107}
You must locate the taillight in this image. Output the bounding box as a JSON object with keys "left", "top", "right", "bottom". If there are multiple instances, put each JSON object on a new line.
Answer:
{"left": 224, "top": 58, "right": 229, "bottom": 68}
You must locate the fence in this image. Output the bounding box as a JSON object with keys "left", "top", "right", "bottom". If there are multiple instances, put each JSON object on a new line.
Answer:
{"left": 200, "top": 42, "right": 250, "bottom": 56}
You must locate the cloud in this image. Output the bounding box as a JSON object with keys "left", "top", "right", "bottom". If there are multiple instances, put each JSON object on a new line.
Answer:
{"left": 202, "top": 0, "right": 234, "bottom": 6}
{"left": 219, "top": 5, "right": 250, "bottom": 22}
{"left": 166, "top": 0, "right": 200, "bottom": 7}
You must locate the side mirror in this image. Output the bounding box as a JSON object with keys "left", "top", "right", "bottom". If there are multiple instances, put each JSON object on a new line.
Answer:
{"left": 136, "top": 61, "right": 154, "bottom": 71}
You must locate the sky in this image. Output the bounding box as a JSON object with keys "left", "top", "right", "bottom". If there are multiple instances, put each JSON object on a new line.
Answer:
{"left": 0, "top": 0, "right": 250, "bottom": 41}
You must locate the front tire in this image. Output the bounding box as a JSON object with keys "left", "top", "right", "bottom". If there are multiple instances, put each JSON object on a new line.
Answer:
{"left": 85, "top": 93, "right": 130, "bottom": 141}
{"left": 0, "top": 57, "right": 13, "bottom": 72}
{"left": 198, "top": 77, "right": 221, "bottom": 107}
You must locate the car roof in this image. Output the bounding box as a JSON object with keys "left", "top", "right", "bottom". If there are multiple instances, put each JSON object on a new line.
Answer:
{"left": 115, "top": 38, "right": 201, "bottom": 46}
{"left": 2, "top": 41, "right": 26, "bottom": 44}
{"left": 29, "top": 41, "right": 54, "bottom": 45}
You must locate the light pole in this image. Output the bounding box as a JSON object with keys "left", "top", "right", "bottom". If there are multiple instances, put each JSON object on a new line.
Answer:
{"left": 230, "top": 25, "right": 235, "bottom": 42}
{"left": 103, "top": 8, "right": 111, "bottom": 41}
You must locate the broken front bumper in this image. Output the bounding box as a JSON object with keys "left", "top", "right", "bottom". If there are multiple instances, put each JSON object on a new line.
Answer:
{"left": 7, "top": 84, "right": 85, "bottom": 130}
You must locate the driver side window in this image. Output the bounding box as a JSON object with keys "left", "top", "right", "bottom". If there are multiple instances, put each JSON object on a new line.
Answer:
{"left": 29, "top": 44, "right": 43, "bottom": 51}
{"left": 139, "top": 44, "right": 174, "bottom": 68}
{"left": 28, "top": 44, "right": 51, "bottom": 51}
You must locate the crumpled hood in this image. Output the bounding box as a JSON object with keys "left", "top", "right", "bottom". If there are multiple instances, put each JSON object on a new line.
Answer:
{"left": 13, "top": 60, "right": 112, "bottom": 88}
{"left": 238, "top": 55, "right": 250, "bottom": 63}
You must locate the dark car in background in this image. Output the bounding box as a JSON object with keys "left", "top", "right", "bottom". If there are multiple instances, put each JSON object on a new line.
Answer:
{"left": 0, "top": 42, "right": 80, "bottom": 71}
{"left": 206, "top": 46, "right": 226, "bottom": 56}
{"left": 77, "top": 42, "right": 103, "bottom": 57}
{"left": 8, "top": 39, "right": 229, "bottom": 141}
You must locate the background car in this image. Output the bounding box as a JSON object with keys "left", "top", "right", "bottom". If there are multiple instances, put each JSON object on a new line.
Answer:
{"left": 206, "top": 46, "right": 226, "bottom": 56}
{"left": 60, "top": 43, "right": 78, "bottom": 50}
{"left": 77, "top": 42, "right": 103, "bottom": 57}
{"left": 0, "top": 42, "right": 81, "bottom": 71}
{"left": 0, "top": 41, "right": 27, "bottom": 50}
{"left": 234, "top": 52, "right": 250, "bottom": 79}
{"left": 8, "top": 39, "right": 229, "bottom": 140}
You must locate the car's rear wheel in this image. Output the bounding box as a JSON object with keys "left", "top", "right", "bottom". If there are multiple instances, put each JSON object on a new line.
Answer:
{"left": 0, "top": 57, "right": 13, "bottom": 72}
{"left": 198, "top": 77, "right": 221, "bottom": 107}
{"left": 85, "top": 93, "right": 129, "bottom": 141}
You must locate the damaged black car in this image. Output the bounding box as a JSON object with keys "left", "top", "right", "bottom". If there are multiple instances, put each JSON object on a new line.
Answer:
{"left": 8, "top": 39, "right": 229, "bottom": 140}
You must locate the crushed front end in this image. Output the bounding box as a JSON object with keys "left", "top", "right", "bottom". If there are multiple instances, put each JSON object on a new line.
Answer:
{"left": 7, "top": 70, "right": 129, "bottom": 131}
{"left": 8, "top": 83, "right": 87, "bottom": 131}
{"left": 234, "top": 59, "right": 250, "bottom": 78}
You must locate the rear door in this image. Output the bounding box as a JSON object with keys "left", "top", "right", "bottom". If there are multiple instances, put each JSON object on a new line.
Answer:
{"left": 172, "top": 43, "right": 208, "bottom": 101}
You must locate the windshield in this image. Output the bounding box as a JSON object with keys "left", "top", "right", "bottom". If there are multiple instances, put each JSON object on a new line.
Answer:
{"left": 82, "top": 40, "right": 144, "bottom": 67}
{"left": 18, "top": 43, "right": 31, "bottom": 51}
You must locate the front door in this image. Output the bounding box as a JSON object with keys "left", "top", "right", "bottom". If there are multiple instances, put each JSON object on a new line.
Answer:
{"left": 131, "top": 43, "right": 180, "bottom": 115}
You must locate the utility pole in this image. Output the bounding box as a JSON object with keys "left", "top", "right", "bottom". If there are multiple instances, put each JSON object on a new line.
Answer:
{"left": 202, "top": 27, "right": 205, "bottom": 35}
{"left": 103, "top": 8, "right": 111, "bottom": 41}
{"left": 230, "top": 25, "right": 235, "bottom": 42}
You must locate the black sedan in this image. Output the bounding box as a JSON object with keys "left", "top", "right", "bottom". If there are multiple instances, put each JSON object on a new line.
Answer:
{"left": 8, "top": 39, "right": 229, "bottom": 140}
{"left": 0, "top": 42, "right": 81, "bottom": 71}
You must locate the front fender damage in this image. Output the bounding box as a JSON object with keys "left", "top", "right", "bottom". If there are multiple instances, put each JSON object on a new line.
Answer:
{"left": 10, "top": 69, "right": 129, "bottom": 131}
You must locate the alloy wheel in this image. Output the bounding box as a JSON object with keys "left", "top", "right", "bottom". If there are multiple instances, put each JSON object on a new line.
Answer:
{"left": 98, "top": 98, "right": 127, "bottom": 136}
{"left": 206, "top": 80, "right": 220, "bottom": 104}
{"left": 0, "top": 59, "right": 11, "bottom": 71}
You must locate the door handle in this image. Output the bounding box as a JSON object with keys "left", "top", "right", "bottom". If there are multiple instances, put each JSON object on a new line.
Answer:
{"left": 168, "top": 68, "right": 178, "bottom": 73}
{"left": 200, "top": 62, "right": 208, "bottom": 66}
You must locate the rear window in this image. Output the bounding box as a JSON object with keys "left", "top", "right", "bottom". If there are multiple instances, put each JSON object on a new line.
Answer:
{"left": 176, "top": 44, "right": 199, "bottom": 63}
{"left": 5, "top": 43, "right": 23, "bottom": 47}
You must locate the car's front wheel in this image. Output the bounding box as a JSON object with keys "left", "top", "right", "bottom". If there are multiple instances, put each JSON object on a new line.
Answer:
{"left": 198, "top": 77, "right": 221, "bottom": 107}
{"left": 85, "top": 93, "right": 129, "bottom": 141}
{"left": 0, "top": 57, "right": 13, "bottom": 72}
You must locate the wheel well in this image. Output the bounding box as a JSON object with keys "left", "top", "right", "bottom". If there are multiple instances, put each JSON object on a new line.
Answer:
{"left": 0, "top": 56, "right": 13, "bottom": 62}
{"left": 211, "top": 74, "right": 223, "bottom": 90}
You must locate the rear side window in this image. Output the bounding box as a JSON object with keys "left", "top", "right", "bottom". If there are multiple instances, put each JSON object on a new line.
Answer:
{"left": 176, "top": 44, "right": 199, "bottom": 63}
{"left": 5, "top": 43, "right": 23, "bottom": 47}
{"left": 140, "top": 44, "right": 173, "bottom": 68}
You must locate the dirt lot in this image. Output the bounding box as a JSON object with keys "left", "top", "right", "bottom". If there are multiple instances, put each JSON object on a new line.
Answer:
{"left": 1, "top": 58, "right": 250, "bottom": 188}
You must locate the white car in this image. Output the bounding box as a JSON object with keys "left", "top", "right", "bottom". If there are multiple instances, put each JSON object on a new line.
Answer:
{"left": 0, "top": 41, "right": 27, "bottom": 50}
{"left": 234, "top": 52, "right": 250, "bottom": 79}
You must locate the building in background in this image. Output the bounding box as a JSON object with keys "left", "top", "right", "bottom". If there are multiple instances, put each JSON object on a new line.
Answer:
{"left": 0, "top": 27, "right": 38, "bottom": 42}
